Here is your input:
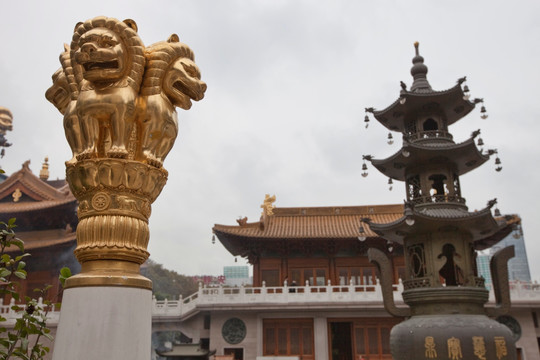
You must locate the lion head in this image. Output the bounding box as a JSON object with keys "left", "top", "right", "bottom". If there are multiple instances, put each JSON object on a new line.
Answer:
{"left": 71, "top": 17, "right": 145, "bottom": 91}
{"left": 0, "top": 107, "right": 13, "bottom": 136}
{"left": 142, "top": 34, "right": 206, "bottom": 109}
{"left": 46, "top": 44, "right": 77, "bottom": 114}
{"left": 45, "top": 68, "right": 70, "bottom": 114}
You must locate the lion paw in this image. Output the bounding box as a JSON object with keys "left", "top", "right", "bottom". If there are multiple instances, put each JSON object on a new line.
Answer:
{"left": 76, "top": 150, "right": 95, "bottom": 161}
{"left": 143, "top": 153, "right": 163, "bottom": 168}
{"left": 106, "top": 147, "right": 129, "bottom": 159}
{"left": 66, "top": 157, "right": 78, "bottom": 165}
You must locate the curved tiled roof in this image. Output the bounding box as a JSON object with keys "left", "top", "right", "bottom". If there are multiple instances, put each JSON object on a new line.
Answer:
{"left": 0, "top": 198, "right": 77, "bottom": 214}
{"left": 0, "top": 161, "right": 76, "bottom": 212}
{"left": 213, "top": 204, "right": 404, "bottom": 239}
{"left": 7, "top": 229, "right": 76, "bottom": 252}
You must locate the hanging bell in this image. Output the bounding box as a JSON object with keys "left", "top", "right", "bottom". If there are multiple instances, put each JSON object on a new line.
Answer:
{"left": 364, "top": 114, "right": 370, "bottom": 128}
{"left": 362, "top": 162, "right": 368, "bottom": 171}
{"left": 494, "top": 208, "right": 501, "bottom": 217}
{"left": 477, "top": 138, "right": 484, "bottom": 146}
{"left": 496, "top": 166, "right": 503, "bottom": 172}
{"left": 358, "top": 225, "right": 366, "bottom": 241}
{"left": 388, "top": 178, "right": 393, "bottom": 191}
{"left": 212, "top": 234, "right": 216, "bottom": 244}
{"left": 234, "top": 257, "right": 238, "bottom": 263}
{"left": 480, "top": 106, "right": 488, "bottom": 119}
{"left": 463, "top": 85, "right": 470, "bottom": 100}
{"left": 495, "top": 157, "right": 501, "bottom": 165}
{"left": 387, "top": 133, "right": 394, "bottom": 145}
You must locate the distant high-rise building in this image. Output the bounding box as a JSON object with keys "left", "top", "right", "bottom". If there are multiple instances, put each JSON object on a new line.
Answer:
{"left": 477, "top": 223, "right": 531, "bottom": 285}
{"left": 476, "top": 252, "right": 492, "bottom": 289}
{"left": 223, "top": 266, "right": 251, "bottom": 286}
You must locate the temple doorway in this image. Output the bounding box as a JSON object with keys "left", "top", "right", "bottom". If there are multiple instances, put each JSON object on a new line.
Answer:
{"left": 224, "top": 347, "right": 243, "bottom": 360}
{"left": 330, "top": 322, "right": 353, "bottom": 360}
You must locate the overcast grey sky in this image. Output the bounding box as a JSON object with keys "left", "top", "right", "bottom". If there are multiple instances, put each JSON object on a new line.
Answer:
{"left": 1, "top": 1, "right": 539, "bottom": 279}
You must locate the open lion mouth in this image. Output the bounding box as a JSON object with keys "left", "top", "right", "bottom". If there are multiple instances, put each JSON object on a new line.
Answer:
{"left": 83, "top": 60, "right": 119, "bottom": 72}
{"left": 173, "top": 80, "right": 204, "bottom": 101}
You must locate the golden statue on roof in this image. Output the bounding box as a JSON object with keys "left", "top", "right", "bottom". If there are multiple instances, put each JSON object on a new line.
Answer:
{"left": 0, "top": 107, "right": 13, "bottom": 136}
{"left": 45, "top": 16, "right": 206, "bottom": 289}
{"left": 261, "top": 194, "right": 276, "bottom": 216}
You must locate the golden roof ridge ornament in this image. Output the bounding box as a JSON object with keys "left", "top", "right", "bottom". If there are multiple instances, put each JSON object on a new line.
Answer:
{"left": 39, "top": 156, "right": 50, "bottom": 181}
{"left": 12, "top": 188, "right": 21, "bottom": 202}
{"left": 45, "top": 16, "right": 206, "bottom": 289}
{"left": 261, "top": 194, "right": 276, "bottom": 217}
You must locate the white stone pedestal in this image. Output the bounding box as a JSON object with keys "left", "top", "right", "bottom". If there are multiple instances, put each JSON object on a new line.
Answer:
{"left": 52, "top": 286, "right": 152, "bottom": 360}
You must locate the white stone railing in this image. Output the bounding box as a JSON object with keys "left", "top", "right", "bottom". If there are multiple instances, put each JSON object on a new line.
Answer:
{"left": 152, "top": 279, "right": 397, "bottom": 317}
{"left": 0, "top": 297, "right": 60, "bottom": 325}
{"left": 2, "top": 281, "right": 540, "bottom": 324}
{"left": 151, "top": 280, "right": 540, "bottom": 318}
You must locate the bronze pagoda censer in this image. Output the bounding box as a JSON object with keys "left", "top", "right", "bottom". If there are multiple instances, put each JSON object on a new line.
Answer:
{"left": 363, "top": 43, "right": 517, "bottom": 360}
{"left": 45, "top": 16, "right": 207, "bottom": 289}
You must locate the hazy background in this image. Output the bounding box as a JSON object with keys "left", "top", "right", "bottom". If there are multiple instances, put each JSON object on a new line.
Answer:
{"left": 1, "top": 1, "right": 539, "bottom": 279}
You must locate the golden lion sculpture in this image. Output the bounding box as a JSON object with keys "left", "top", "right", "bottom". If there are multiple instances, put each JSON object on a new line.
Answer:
{"left": 45, "top": 17, "right": 206, "bottom": 289}
{"left": 46, "top": 44, "right": 82, "bottom": 163}
{"left": 71, "top": 17, "right": 145, "bottom": 160}
{"left": 47, "top": 16, "right": 206, "bottom": 167}
{"left": 139, "top": 34, "right": 207, "bottom": 167}
{"left": 0, "top": 107, "right": 13, "bottom": 136}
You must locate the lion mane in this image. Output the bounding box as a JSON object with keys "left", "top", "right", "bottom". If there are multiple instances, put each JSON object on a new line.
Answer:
{"left": 71, "top": 17, "right": 145, "bottom": 92}
{"left": 70, "top": 16, "right": 146, "bottom": 160}
{"left": 138, "top": 34, "right": 206, "bottom": 167}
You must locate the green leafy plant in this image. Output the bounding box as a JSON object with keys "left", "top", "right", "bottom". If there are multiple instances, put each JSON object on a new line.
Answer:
{"left": 0, "top": 218, "right": 70, "bottom": 359}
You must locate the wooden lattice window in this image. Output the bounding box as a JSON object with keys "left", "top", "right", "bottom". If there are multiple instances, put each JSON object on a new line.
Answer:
{"left": 263, "top": 319, "right": 314, "bottom": 360}
{"left": 337, "top": 267, "right": 377, "bottom": 286}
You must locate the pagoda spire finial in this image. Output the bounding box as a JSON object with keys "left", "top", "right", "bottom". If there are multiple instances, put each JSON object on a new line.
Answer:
{"left": 410, "top": 42, "right": 432, "bottom": 93}
{"left": 39, "top": 156, "right": 49, "bottom": 181}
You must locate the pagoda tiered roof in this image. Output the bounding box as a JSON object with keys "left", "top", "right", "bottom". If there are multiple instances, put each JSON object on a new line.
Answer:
{"left": 366, "top": 205, "right": 519, "bottom": 249}
{"left": 370, "top": 136, "right": 489, "bottom": 181}
{"left": 372, "top": 83, "right": 475, "bottom": 132}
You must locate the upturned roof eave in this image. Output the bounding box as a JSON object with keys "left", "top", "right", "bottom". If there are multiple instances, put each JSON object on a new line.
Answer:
{"left": 0, "top": 198, "right": 78, "bottom": 214}
{"left": 370, "top": 137, "right": 490, "bottom": 180}
{"left": 368, "top": 206, "right": 506, "bottom": 245}
{"left": 372, "top": 83, "right": 474, "bottom": 132}
{"left": 0, "top": 162, "right": 74, "bottom": 202}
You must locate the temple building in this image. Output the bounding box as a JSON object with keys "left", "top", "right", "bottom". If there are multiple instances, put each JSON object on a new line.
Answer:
{"left": 0, "top": 158, "right": 80, "bottom": 301}
{"left": 210, "top": 202, "right": 406, "bottom": 360}
{"left": 152, "top": 44, "right": 540, "bottom": 360}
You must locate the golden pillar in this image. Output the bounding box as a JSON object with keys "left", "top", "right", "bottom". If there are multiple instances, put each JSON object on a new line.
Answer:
{"left": 46, "top": 16, "right": 207, "bottom": 290}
